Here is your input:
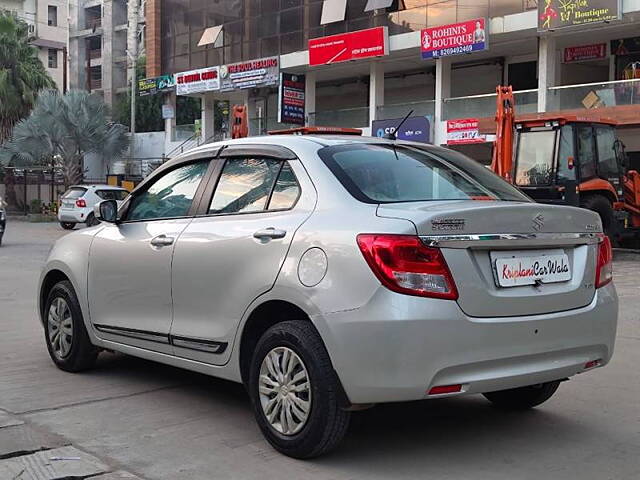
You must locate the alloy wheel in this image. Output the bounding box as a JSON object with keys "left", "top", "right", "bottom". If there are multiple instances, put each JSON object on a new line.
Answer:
{"left": 258, "top": 346, "right": 311, "bottom": 436}
{"left": 48, "top": 297, "right": 73, "bottom": 360}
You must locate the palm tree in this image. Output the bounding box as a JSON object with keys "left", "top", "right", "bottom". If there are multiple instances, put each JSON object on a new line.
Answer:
{"left": 0, "top": 90, "right": 130, "bottom": 187}
{"left": 0, "top": 12, "right": 54, "bottom": 144}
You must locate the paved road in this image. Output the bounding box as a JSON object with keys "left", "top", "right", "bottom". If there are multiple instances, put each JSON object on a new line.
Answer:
{"left": 1, "top": 221, "right": 639, "bottom": 480}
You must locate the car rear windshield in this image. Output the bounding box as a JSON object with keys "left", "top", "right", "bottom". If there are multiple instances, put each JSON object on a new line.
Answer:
{"left": 318, "top": 143, "right": 530, "bottom": 204}
{"left": 96, "top": 189, "right": 128, "bottom": 201}
{"left": 61, "top": 187, "right": 87, "bottom": 199}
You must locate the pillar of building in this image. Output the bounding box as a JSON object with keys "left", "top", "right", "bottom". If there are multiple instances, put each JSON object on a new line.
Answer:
{"left": 369, "top": 62, "right": 384, "bottom": 125}
{"left": 164, "top": 92, "right": 176, "bottom": 145}
{"left": 305, "top": 71, "right": 316, "bottom": 126}
{"left": 537, "top": 35, "right": 556, "bottom": 112}
{"left": 434, "top": 57, "right": 451, "bottom": 145}
{"left": 101, "top": 0, "right": 115, "bottom": 107}
{"left": 201, "top": 94, "right": 215, "bottom": 143}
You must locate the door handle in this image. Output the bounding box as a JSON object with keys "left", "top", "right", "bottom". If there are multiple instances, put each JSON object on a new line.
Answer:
{"left": 150, "top": 234, "right": 174, "bottom": 247}
{"left": 253, "top": 228, "right": 287, "bottom": 240}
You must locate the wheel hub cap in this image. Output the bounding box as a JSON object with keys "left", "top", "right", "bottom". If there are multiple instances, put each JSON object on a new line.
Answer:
{"left": 47, "top": 297, "right": 73, "bottom": 360}
{"left": 258, "top": 346, "right": 311, "bottom": 436}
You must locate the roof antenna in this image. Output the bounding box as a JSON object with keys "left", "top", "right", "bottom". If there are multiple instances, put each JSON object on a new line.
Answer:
{"left": 384, "top": 110, "right": 414, "bottom": 140}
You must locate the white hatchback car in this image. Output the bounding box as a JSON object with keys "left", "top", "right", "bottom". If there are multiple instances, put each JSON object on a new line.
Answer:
{"left": 39, "top": 134, "right": 618, "bottom": 458}
{"left": 58, "top": 184, "right": 129, "bottom": 229}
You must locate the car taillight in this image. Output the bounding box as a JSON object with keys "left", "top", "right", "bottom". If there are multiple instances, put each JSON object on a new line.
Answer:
{"left": 595, "top": 234, "right": 613, "bottom": 289}
{"left": 356, "top": 234, "right": 458, "bottom": 300}
{"left": 75, "top": 198, "right": 86, "bottom": 208}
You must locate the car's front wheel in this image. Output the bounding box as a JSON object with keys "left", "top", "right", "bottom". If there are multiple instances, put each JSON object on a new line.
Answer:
{"left": 44, "top": 280, "right": 99, "bottom": 372}
{"left": 483, "top": 381, "right": 560, "bottom": 410}
{"left": 60, "top": 222, "right": 75, "bottom": 230}
{"left": 249, "top": 321, "right": 350, "bottom": 459}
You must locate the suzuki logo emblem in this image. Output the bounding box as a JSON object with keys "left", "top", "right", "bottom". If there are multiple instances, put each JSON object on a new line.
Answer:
{"left": 532, "top": 213, "right": 545, "bottom": 231}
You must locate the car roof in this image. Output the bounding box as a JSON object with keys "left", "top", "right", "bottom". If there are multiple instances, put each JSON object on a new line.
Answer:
{"left": 68, "top": 184, "right": 127, "bottom": 190}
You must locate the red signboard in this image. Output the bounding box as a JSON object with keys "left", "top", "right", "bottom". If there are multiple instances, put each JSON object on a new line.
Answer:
{"left": 421, "top": 18, "right": 488, "bottom": 59}
{"left": 563, "top": 43, "right": 607, "bottom": 63}
{"left": 446, "top": 118, "right": 486, "bottom": 145}
{"left": 309, "top": 27, "right": 388, "bottom": 66}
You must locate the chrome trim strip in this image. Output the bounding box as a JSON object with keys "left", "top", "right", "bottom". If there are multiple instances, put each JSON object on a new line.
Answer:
{"left": 171, "top": 336, "right": 227, "bottom": 354}
{"left": 93, "top": 324, "right": 170, "bottom": 344}
{"left": 420, "top": 232, "right": 600, "bottom": 248}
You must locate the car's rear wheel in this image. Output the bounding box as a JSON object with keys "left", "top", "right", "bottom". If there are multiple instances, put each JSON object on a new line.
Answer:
{"left": 249, "top": 320, "right": 350, "bottom": 459}
{"left": 86, "top": 213, "right": 100, "bottom": 226}
{"left": 60, "top": 222, "right": 75, "bottom": 230}
{"left": 483, "top": 381, "right": 560, "bottom": 410}
{"left": 44, "top": 280, "right": 98, "bottom": 372}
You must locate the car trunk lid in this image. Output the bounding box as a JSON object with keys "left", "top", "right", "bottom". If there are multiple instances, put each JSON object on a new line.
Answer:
{"left": 377, "top": 201, "right": 601, "bottom": 317}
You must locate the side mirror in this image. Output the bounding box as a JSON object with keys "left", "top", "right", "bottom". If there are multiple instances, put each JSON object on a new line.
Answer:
{"left": 94, "top": 199, "right": 118, "bottom": 224}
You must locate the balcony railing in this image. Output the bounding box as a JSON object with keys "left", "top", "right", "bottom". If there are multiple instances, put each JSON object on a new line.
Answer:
{"left": 376, "top": 100, "right": 435, "bottom": 120}
{"left": 443, "top": 89, "right": 538, "bottom": 120}
{"left": 310, "top": 107, "right": 369, "bottom": 129}
{"left": 548, "top": 79, "right": 640, "bottom": 111}
{"left": 89, "top": 78, "right": 102, "bottom": 90}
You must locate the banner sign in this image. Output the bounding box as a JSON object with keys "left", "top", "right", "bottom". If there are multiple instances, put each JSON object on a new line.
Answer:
{"left": 372, "top": 116, "right": 430, "bottom": 143}
{"left": 563, "top": 43, "right": 607, "bottom": 63}
{"left": 278, "top": 73, "right": 305, "bottom": 125}
{"left": 421, "top": 18, "right": 487, "bottom": 59}
{"left": 138, "top": 75, "right": 175, "bottom": 96}
{"left": 309, "top": 27, "right": 389, "bottom": 66}
{"left": 538, "top": 0, "right": 621, "bottom": 31}
{"left": 175, "top": 66, "right": 220, "bottom": 95}
{"left": 446, "top": 118, "right": 485, "bottom": 145}
{"left": 220, "top": 56, "right": 279, "bottom": 92}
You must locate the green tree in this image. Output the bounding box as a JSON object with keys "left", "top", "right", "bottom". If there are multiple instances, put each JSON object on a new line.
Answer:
{"left": 0, "top": 90, "right": 130, "bottom": 187}
{"left": 0, "top": 12, "right": 55, "bottom": 144}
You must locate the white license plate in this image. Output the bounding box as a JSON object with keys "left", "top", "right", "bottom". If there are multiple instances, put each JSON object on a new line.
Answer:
{"left": 494, "top": 253, "right": 571, "bottom": 287}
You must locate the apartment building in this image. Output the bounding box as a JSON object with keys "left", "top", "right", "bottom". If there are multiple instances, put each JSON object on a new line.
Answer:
{"left": 1, "top": 0, "right": 68, "bottom": 90}
{"left": 67, "top": 0, "right": 144, "bottom": 108}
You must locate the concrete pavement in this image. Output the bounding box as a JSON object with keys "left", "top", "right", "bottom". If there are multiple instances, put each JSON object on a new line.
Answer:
{"left": 1, "top": 221, "right": 639, "bottom": 479}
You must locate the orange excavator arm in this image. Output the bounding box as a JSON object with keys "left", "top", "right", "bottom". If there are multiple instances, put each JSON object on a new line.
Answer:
{"left": 491, "top": 85, "right": 515, "bottom": 182}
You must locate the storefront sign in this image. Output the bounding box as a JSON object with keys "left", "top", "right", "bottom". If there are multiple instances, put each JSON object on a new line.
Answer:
{"left": 219, "top": 57, "right": 279, "bottom": 92}
{"left": 175, "top": 66, "right": 220, "bottom": 95}
{"left": 138, "top": 75, "right": 175, "bottom": 96}
{"left": 308, "top": 27, "right": 389, "bottom": 66}
{"left": 446, "top": 118, "right": 485, "bottom": 145}
{"left": 161, "top": 104, "right": 175, "bottom": 119}
{"left": 421, "top": 18, "right": 487, "bottom": 59}
{"left": 564, "top": 43, "right": 607, "bottom": 62}
{"left": 372, "top": 116, "right": 430, "bottom": 143}
{"left": 278, "top": 73, "right": 305, "bottom": 125}
{"left": 538, "top": 0, "right": 620, "bottom": 31}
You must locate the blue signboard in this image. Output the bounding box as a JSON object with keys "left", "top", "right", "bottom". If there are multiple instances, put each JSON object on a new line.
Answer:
{"left": 278, "top": 73, "right": 305, "bottom": 125}
{"left": 372, "top": 116, "right": 431, "bottom": 143}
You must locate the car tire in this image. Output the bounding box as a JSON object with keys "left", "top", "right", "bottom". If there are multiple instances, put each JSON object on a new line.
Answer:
{"left": 85, "top": 213, "right": 100, "bottom": 227}
{"left": 581, "top": 194, "right": 617, "bottom": 242}
{"left": 249, "top": 320, "right": 350, "bottom": 459}
{"left": 483, "top": 381, "right": 560, "bottom": 410}
{"left": 44, "top": 280, "right": 99, "bottom": 372}
{"left": 60, "top": 222, "right": 75, "bottom": 230}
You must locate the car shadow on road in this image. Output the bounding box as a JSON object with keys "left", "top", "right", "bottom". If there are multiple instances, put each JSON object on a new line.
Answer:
{"left": 90, "top": 353, "right": 596, "bottom": 473}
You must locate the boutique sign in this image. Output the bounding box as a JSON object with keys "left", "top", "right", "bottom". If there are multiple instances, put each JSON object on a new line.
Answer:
{"left": 538, "top": 0, "right": 621, "bottom": 31}
{"left": 421, "top": 18, "right": 488, "bottom": 59}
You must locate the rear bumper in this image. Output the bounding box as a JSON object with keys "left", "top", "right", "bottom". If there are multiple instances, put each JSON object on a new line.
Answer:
{"left": 58, "top": 208, "right": 89, "bottom": 223}
{"left": 315, "top": 283, "right": 618, "bottom": 404}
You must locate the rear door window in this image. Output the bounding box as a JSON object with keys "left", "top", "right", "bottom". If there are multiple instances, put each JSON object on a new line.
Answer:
{"left": 208, "top": 158, "right": 282, "bottom": 214}
{"left": 318, "top": 143, "right": 530, "bottom": 203}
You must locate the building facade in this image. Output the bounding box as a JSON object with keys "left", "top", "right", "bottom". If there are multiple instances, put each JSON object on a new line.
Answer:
{"left": 67, "top": 0, "right": 144, "bottom": 109}
{"left": 141, "top": 0, "right": 640, "bottom": 164}
{"left": 1, "top": 0, "right": 68, "bottom": 90}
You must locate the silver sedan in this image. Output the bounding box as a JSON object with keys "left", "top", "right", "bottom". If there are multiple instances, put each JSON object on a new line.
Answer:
{"left": 38, "top": 134, "right": 618, "bottom": 458}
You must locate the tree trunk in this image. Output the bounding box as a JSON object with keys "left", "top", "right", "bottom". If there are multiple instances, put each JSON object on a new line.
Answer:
{"left": 61, "top": 155, "right": 84, "bottom": 187}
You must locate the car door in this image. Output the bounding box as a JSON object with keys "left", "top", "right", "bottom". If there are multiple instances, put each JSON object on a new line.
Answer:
{"left": 88, "top": 158, "right": 213, "bottom": 353}
{"left": 170, "top": 146, "right": 316, "bottom": 365}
